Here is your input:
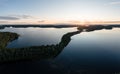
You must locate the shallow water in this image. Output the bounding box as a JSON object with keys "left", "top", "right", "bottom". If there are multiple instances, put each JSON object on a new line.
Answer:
{"left": 0, "top": 27, "right": 120, "bottom": 74}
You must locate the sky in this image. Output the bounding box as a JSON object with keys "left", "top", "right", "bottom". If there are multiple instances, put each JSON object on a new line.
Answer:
{"left": 0, "top": 0, "right": 120, "bottom": 25}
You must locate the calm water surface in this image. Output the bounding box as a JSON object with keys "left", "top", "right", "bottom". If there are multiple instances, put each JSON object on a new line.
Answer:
{"left": 0, "top": 27, "right": 120, "bottom": 74}
{"left": 0, "top": 27, "right": 77, "bottom": 48}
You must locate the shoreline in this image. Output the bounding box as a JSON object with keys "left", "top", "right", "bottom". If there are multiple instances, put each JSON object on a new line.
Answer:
{"left": 0, "top": 24, "right": 120, "bottom": 62}
{"left": 0, "top": 24, "right": 120, "bottom": 29}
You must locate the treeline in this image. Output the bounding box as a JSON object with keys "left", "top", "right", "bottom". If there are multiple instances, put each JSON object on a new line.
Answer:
{"left": 0, "top": 24, "right": 79, "bottom": 29}
{"left": 0, "top": 32, "right": 19, "bottom": 48}
{"left": 0, "top": 29, "right": 82, "bottom": 63}
{"left": 0, "top": 25, "right": 120, "bottom": 63}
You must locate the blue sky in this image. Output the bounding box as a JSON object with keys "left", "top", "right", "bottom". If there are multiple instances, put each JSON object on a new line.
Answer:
{"left": 0, "top": 0, "right": 120, "bottom": 24}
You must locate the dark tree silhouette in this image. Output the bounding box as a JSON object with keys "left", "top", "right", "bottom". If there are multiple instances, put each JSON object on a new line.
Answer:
{"left": 0, "top": 25, "right": 120, "bottom": 63}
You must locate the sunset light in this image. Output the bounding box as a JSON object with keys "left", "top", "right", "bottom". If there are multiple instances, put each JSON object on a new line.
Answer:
{"left": 0, "top": 0, "right": 120, "bottom": 25}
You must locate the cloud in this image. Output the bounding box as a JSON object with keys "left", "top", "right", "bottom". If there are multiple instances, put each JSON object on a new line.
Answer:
{"left": 0, "top": 15, "right": 33, "bottom": 20}
{"left": 109, "top": 1, "right": 120, "bottom": 5}
{"left": 38, "top": 20, "right": 45, "bottom": 23}
{"left": 102, "top": 21, "right": 120, "bottom": 23}
{"left": 0, "top": 16, "right": 20, "bottom": 20}
{"left": 12, "top": 15, "right": 34, "bottom": 19}
{"left": 68, "top": 20, "right": 81, "bottom": 23}
{"left": 0, "top": 21, "right": 9, "bottom": 23}
{"left": 21, "top": 15, "right": 33, "bottom": 19}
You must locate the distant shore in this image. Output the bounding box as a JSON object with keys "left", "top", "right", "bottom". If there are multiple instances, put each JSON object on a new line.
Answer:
{"left": 0, "top": 24, "right": 120, "bottom": 63}
{"left": 0, "top": 24, "right": 78, "bottom": 29}
{"left": 0, "top": 24, "right": 120, "bottom": 30}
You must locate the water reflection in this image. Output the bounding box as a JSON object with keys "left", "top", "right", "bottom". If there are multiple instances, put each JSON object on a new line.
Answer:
{"left": 0, "top": 27, "right": 76, "bottom": 48}
{"left": 0, "top": 29, "right": 82, "bottom": 62}
{"left": 0, "top": 25, "right": 120, "bottom": 74}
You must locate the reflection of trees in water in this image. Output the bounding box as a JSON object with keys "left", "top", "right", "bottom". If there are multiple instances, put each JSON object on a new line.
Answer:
{"left": 0, "top": 29, "right": 82, "bottom": 62}
{"left": 0, "top": 25, "right": 120, "bottom": 62}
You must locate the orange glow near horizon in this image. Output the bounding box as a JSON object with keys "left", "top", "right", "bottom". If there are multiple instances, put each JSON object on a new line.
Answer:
{"left": 0, "top": 19, "right": 120, "bottom": 25}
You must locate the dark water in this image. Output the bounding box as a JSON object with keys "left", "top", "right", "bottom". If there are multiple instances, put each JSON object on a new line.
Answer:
{"left": 0, "top": 27, "right": 120, "bottom": 74}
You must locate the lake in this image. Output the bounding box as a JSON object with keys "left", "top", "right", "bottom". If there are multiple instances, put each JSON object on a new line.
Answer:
{"left": 0, "top": 27, "right": 77, "bottom": 48}
{"left": 0, "top": 27, "right": 120, "bottom": 74}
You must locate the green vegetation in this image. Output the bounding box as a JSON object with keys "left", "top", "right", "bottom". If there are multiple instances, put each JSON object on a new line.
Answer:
{"left": 0, "top": 25, "right": 119, "bottom": 63}
{"left": 0, "top": 29, "right": 82, "bottom": 63}
{"left": 0, "top": 32, "right": 19, "bottom": 48}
